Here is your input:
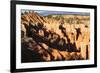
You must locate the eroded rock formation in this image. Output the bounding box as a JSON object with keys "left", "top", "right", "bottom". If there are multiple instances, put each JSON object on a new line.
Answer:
{"left": 21, "top": 11, "right": 90, "bottom": 62}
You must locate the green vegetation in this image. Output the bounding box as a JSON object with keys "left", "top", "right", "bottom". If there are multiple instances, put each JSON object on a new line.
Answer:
{"left": 46, "top": 14, "right": 89, "bottom": 24}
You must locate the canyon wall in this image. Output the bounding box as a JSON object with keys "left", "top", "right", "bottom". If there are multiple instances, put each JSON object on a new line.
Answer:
{"left": 21, "top": 11, "right": 90, "bottom": 62}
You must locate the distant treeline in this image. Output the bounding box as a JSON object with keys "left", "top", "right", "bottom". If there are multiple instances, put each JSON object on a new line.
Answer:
{"left": 46, "top": 15, "right": 90, "bottom": 24}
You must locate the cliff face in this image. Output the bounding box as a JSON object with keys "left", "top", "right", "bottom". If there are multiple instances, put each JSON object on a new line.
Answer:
{"left": 21, "top": 11, "right": 90, "bottom": 62}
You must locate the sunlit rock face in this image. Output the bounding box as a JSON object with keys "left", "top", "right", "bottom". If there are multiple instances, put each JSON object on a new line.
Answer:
{"left": 21, "top": 11, "right": 90, "bottom": 62}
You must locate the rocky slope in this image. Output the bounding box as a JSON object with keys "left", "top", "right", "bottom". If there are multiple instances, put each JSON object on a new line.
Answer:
{"left": 21, "top": 11, "right": 90, "bottom": 62}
